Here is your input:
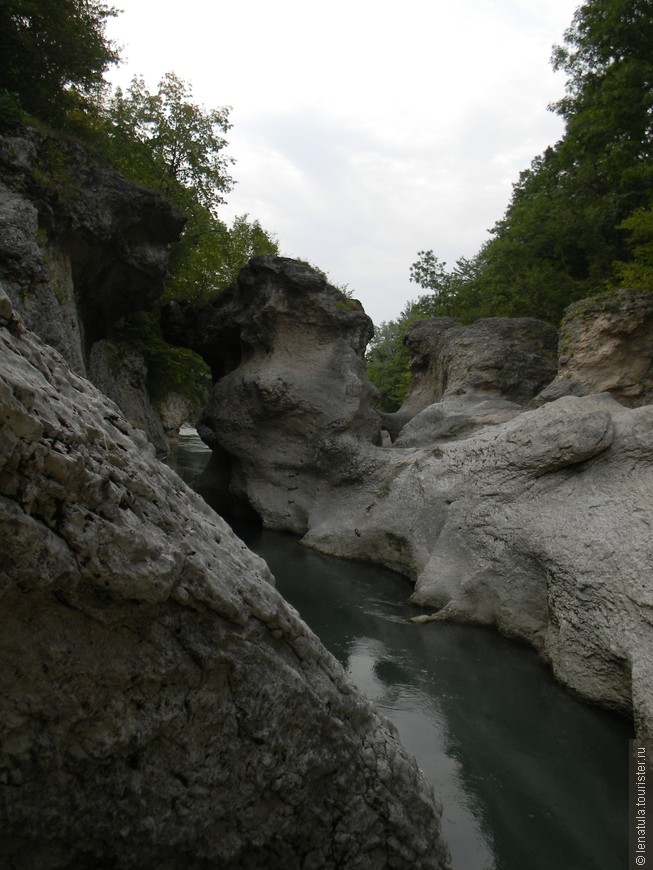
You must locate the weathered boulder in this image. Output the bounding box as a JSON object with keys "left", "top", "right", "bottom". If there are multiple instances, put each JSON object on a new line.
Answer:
{"left": 383, "top": 316, "right": 558, "bottom": 445}
{"left": 0, "top": 289, "right": 451, "bottom": 869}
{"left": 0, "top": 130, "right": 184, "bottom": 454}
{"left": 537, "top": 288, "right": 653, "bottom": 407}
{"left": 163, "top": 256, "right": 381, "bottom": 532}
{"left": 156, "top": 391, "right": 193, "bottom": 441}
{"left": 393, "top": 393, "right": 523, "bottom": 448}
{"left": 304, "top": 394, "right": 653, "bottom": 740}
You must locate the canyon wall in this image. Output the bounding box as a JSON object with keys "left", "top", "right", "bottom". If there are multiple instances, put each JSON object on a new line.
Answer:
{"left": 172, "top": 261, "right": 652, "bottom": 742}
{"left": 0, "top": 285, "right": 451, "bottom": 869}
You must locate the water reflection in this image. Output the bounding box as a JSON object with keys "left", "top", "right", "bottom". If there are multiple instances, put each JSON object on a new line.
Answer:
{"left": 172, "top": 433, "right": 631, "bottom": 870}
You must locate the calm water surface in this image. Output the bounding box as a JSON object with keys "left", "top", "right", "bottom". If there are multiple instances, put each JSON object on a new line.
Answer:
{"left": 172, "top": 432, "right": 631, "bottom": 870}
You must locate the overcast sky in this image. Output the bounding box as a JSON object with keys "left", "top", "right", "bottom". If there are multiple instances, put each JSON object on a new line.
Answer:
{"left": 106, "top": 0, "right": 580, "bottom": 324}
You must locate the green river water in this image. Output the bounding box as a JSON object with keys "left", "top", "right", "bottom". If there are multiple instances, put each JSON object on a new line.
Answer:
{"left": 172, "top": 432, "right": 631, "bottom": 870}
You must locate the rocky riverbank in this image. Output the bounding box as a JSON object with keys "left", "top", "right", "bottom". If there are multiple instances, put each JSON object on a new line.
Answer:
{"left": 0, "top": 285, "right": 451, "bottom": 868}
{"left": 0, "top": 134, "right": 451, "bottom": 868}
{"left": 169, "top": 257, "right": 653, "bottom": 742}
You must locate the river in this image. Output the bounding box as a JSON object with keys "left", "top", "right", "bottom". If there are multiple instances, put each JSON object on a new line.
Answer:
{"left": 171, "top": 431, "right": 631, "bottom": 870}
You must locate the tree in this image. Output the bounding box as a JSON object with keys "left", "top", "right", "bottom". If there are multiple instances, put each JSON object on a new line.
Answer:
{"left": 409, "top": 250, "right": 453, "bottom": 303}
{"left": 551, "top": 0, "right": 653, "bottom": 164}
{"left": 105, "top": 73, "right": 234, "bottom": 215}
{"left": 167, "top": 212, "right": 279, "bottom": 304}
{"left": 365, "top": 318, "right": 413, "bottom": 412}
{"left": 0, "top": 0, "right": 118, "bottom": 123}
{"left": 614, "top": 206, "right": 653, "bottom": 288}
{"left": 102, "top": 74, "right": 280, "bottom": 303}
{"left": 410, "top": 0, "right": 653, "bottom": 326}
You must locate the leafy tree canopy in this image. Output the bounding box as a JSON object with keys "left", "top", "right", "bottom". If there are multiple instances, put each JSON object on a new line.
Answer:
{"left": 408, "top": 0, "right": 653, "bottom": 328}
{"left": 374, "top": 0, "right": 653, "bottom": 409}
{"left": 99, "top": 73, "right": 278, "bottom": 303}
{"left": 105, "top": 73, "right": 235, "bottom": 216}
{"left": 0, "top": 7, "right": 281, "bottom": 410}
{"left": 0, "top": 0, "right": 119, "bottom": 123}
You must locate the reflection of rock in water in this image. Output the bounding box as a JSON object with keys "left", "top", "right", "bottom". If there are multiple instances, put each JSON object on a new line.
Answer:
{"left": 231, "top": 521, "right": 630, "bottom": 870}
{"left": 164, "top": 254, "right": 653, "bottom": 742}
{"left": 168, "top": 430, "right": 212, "bottom": 488}
{"left": 374, "top": 657, "right": 410, "bottom": 685}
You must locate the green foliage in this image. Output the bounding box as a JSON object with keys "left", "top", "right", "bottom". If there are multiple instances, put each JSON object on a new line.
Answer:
{"left": 166, "top": 211, "right": 279, "bottom": 304}
{"left": 0, "top": 88, "right": 25, "bottom": 132}
{"left": 365, "top": 297, "right": 447, "bottom": 412}
{"left": 100, "top": 74, "right": 278, "bottom": 303}
{"left": 0, "top": 0, "right": 118, "bottom": 124}
{"left": 0, "top": 6, "right": 283, "bottom": 414}
{"left": 410, "top": 0, "right": 653, "bottom": 327}
{"left": 366, "top": 319, "right": 412, "bottom": 412}
{"left": 103, "top": 73, "right": 234, "bottom": 215}
{"left": 116, "top": 310, "right": 212, "bottom": 419}
{"left": 614, "top": 206, "right": 653, "bottom": 289}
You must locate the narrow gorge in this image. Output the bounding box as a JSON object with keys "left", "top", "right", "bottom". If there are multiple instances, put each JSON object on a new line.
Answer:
{"left": 0, "top": 132, "right": 451, "bottom": 869}
{"left": 165, "top": 255, "right": 653, "bottom": 747}
{"left": 1, "top": 127, "right": 651, "bottom": 869}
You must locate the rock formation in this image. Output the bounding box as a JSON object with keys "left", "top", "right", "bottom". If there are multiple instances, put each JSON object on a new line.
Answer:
{"left": 0, "top": 130, "right": 185, "bottom": 455}
{"left": 88, "top": 339, "right": 170, "bottom": 458}
{"left": 169, "top": 262, "right": 652, "bottom": 741}
{"left": 163, "top": 256, "right": 381, "bottom": 532}
{"left": 536, "top": 288, "right": 653, "bottom": 407}
{"left": 381, "top": 316, "right": 558, "bottom": 445}
{"left": 156, "top": 391, "right": 193, "bottom": 442}
{"left": 0, "top": 287, "right": 451, "bottom": 869}
{"left": 304, "top": 394, "right": 653, "bottom": 739}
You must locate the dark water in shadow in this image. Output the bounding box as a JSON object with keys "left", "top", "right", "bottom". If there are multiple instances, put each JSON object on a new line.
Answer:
{"left": 172, "top": 433, "right": 632, "bottom": 870}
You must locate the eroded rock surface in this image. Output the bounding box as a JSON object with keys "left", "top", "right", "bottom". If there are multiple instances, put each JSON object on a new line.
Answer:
{"left": 163, "top": 256, "right": 381, "bottom": 532}
{"left": 163, "top": 264, "right": 653, "bottom": 736}
{"left": 304, "top": 394, "right": 653, "bottom": 739}
{"left": 383, "top": 316, "right": 558, "bottom": 445}
{"left": 0, "top": 130, "right": 184, "bottom": 454}
{"left": 0, "top": 290, "right": 451, "bottom": 870}
{"left": 88, "top": 339, "right": 169, "bottom": 458}
{"left": 537, "top": 288, "right": 653, "bottom": 407}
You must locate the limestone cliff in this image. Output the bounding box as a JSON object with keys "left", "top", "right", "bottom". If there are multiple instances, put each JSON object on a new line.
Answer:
{"left": 170, "top": 262, "right": 652, "bottom": 741}
{"left": 163, "top": 256, "right": 381, "bottom": 532}
{"left": 0, "top": 288, "right": 451, "bottom": 869}
{"left": 537, "top": 288, "right": 653, "bottom": 407}
{"left": 0, "top": 130, "right": 185, "bottom": 456}
{"left": 384, "top": 316, "right": 558, "bottom": 446}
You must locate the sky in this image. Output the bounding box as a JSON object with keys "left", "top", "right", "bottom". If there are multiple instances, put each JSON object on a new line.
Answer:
{"left": 105, "top": 0, "right": 580, "bottom": 325}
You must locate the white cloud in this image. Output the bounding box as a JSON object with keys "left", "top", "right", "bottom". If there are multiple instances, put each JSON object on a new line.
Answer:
{"left": 106, "top": 0, "right": 578, "bottom": 324}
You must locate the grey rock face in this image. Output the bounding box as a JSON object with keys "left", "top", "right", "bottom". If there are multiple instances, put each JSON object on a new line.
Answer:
{"left": 88, "top": 339, "right": 170, "bottom": 458}
{"left": 163, "top": 264, "right": 653, "bottom": 740}
{"left": 394, "top": 394, "right": 523, "bottom": 447}
{"left": 164, "top": 256, "right": 381, "bottom": 532}
{"left": 0, "top": 289, "right": 451, "bottom": 869}
{"left": 0, "top": 130, "right": 184, "bottom": 454}
{"left": 0, "top": 172, "right": 88, "bottom": 375}
{"left": 384, "top": 316, "right": 558, "bottom": 445}
{"left": 537, "top": 288, "right": 653, "bottom": 407}
{"left": 304, "top": 393, "right": 653, "bottom": 739}
{"left": 157, "top": 391, "right": 193, "bottom": 440}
